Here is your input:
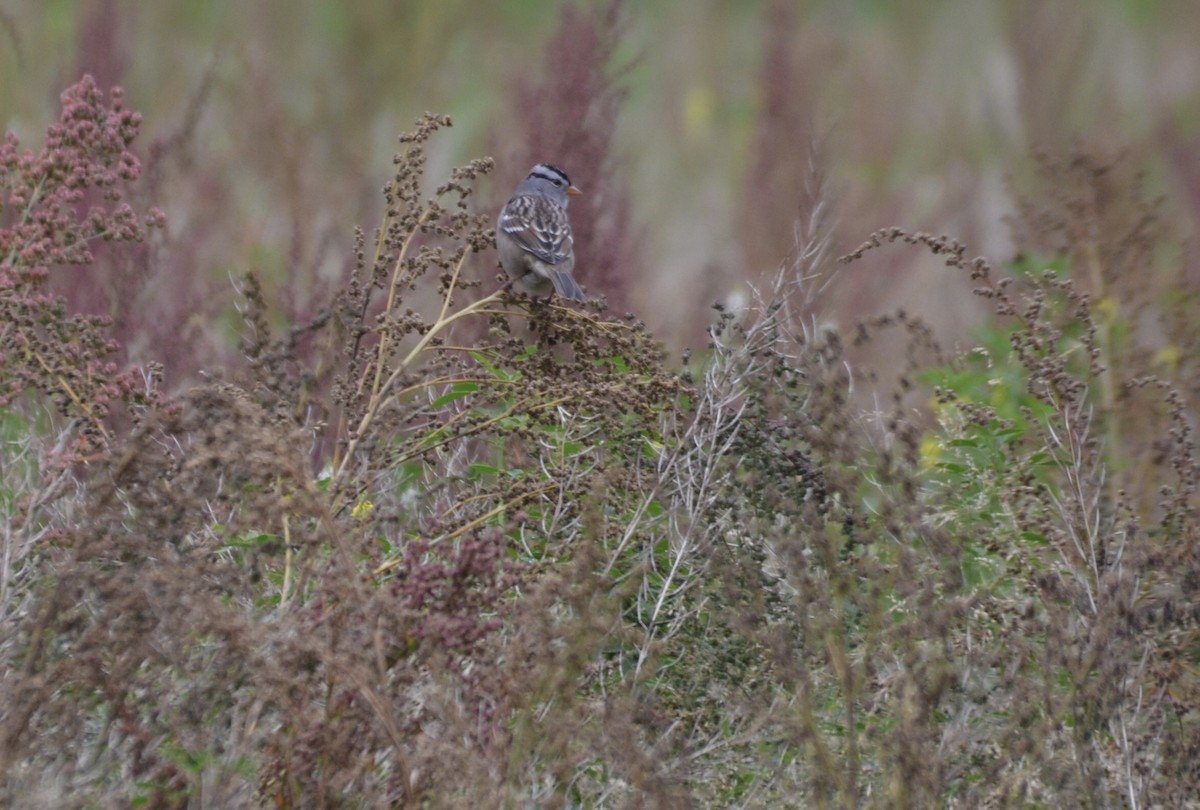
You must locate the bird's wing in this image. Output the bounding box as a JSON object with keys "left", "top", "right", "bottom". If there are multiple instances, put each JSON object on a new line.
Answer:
{"left": 498, "top": 195, "right": 574, "bottom": 266}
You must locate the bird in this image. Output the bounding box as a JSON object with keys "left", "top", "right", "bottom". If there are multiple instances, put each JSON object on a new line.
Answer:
{"left": 495, "top": 164, "right": 587, "bottom": 301}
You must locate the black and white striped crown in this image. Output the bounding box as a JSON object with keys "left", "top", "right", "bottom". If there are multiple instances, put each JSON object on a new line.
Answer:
{"left": 527, "top": 164, "right": 571, "bottom": 187}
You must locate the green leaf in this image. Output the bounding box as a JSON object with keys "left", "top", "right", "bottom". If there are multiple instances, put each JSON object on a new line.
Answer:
{"left": 430, "top": 381, "right": 478, "bottom": 408}
{"left": 1021, "top": 530, "right": 1049, "bottom": 546}
{"left": 470, "top": 350, "right": 499, "bottom": 375}
{"left": 595, "top": 354, "right": 630, "bottom": 373}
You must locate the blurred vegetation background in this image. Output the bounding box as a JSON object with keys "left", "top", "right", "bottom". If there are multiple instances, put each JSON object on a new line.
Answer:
{"left": 2, "top": 0, "right": 1198, "bottom": 371}
{"left": 5, "top": 3, "right": 1200, "bottom": 804}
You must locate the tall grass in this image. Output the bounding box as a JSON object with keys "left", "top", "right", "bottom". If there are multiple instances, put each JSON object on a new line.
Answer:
{"left": 2, "top": 7, "right": 1199, "bottom": 806}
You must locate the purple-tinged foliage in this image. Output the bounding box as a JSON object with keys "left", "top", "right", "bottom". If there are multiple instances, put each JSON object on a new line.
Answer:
{"left": 1, "top": 75, "right": 164, "bottom": 452}
{"left": 506, "top": 0, "right": 639, "bottom": 316}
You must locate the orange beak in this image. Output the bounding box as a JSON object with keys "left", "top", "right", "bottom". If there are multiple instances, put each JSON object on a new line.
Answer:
{"left": 566, "top": 185, "right": 582, "bottom": 196}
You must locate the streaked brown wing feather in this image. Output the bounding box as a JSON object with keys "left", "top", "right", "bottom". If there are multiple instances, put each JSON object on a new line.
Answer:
{"left": 498, "top": 195, "right": 574, "bottom": 266}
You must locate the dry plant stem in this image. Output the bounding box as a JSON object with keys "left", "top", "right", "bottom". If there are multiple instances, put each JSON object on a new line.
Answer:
{"left": 623, "top": 271, "right": 803, "bottom": 679}
{"left": 21, "top": 340, "right": 111, "bottom": 442}
{"left": 332, "top": 269, "right": 500, "bottom": 488}
{"left": 390, "top": 394, "right": 573, "bottom": 469}
{"left": 392, "top": 374, "right": 517, "bottom": 399}
{"left": 629, "top": 400, "right": 745, "bottom": 677}
{"left": 1079, "top": 192, "right": 1121, "bottom": 508}
{"left": 330, "top": 173, "right": 453, "bottom": 471}
{"left": 281, "top": 511, "right": 293, "bottom": 605}
{"left": 373, "top": 483, "right": 556, "bottom": 575}
{"left": 1, "top": 178, "right": 46, "bottom": 267}
{"left": 1046, "top": 405, "right": 1104, "bottom": 613}
{"left": 354, "top": 141, "right": 425, "bottom": 402}
{"left": 846, "top": 231, "right": 1087, "bottom": 411}
{"left": 368, "top": 203, "right": 437, "bottom": 400}
{"left": 345, "top": 671, "right": 413, "bottom": 805}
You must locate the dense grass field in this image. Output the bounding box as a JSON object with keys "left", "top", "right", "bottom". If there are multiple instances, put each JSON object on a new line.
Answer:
{"left": 2, "top": 2, "right": 1199, "bottom": 806}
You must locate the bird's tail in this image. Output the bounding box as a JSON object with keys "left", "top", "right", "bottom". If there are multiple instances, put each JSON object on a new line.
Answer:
{"left": 550, "top": 271, "right": 587, "bottom": 302}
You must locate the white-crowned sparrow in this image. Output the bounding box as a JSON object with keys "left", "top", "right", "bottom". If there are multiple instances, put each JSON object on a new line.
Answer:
{"left": 496, "top": 164, "right": 587, "bottom": 301}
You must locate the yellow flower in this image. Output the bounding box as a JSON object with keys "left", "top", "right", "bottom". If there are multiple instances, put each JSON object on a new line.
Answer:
{"left": 920, "top": 434, "right": 942, "bottom": 471}
{"left": 351, "top": 499, "right": 375, "bottom": 520}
